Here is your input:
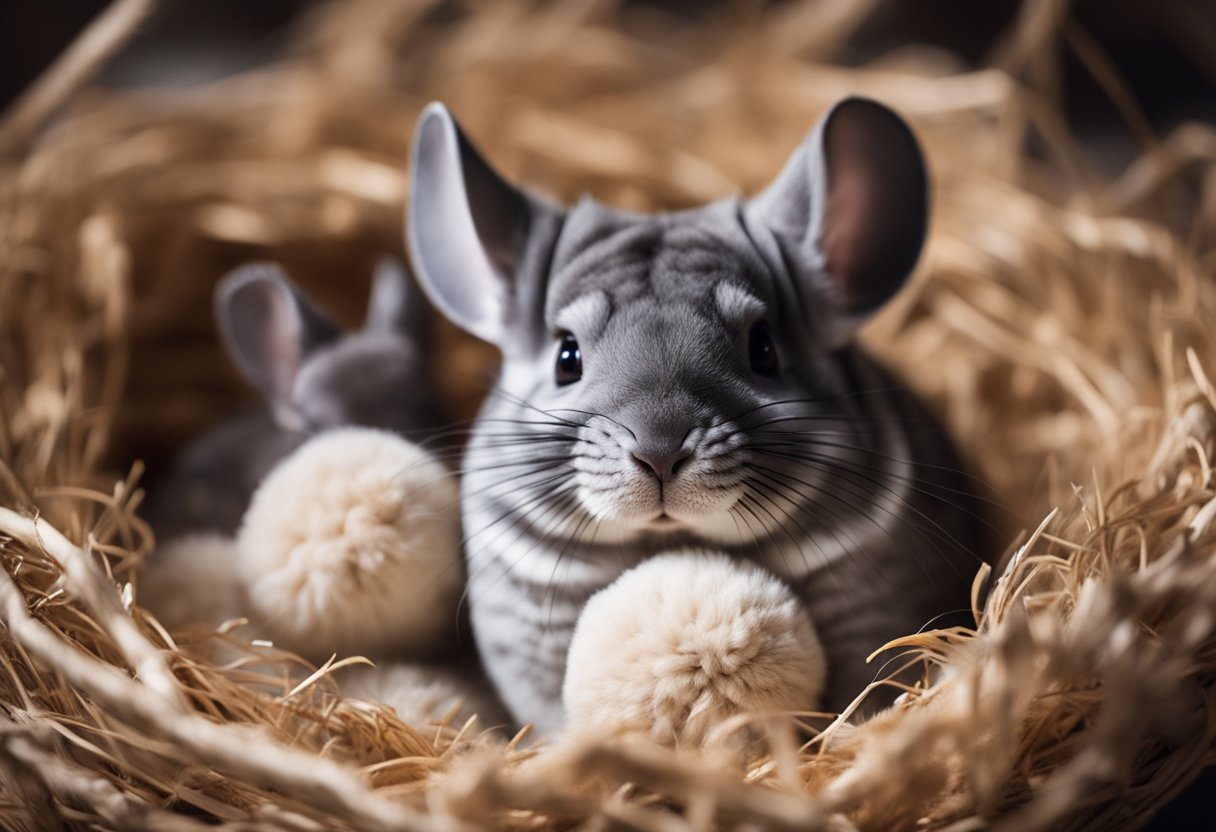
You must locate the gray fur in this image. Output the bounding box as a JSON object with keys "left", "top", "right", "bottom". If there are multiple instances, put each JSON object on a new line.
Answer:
{"left": 148, "top": 258, "right": 443, "bottom": 538}
{"left": 408, "top": 99, "right": 992, "bottom": 732}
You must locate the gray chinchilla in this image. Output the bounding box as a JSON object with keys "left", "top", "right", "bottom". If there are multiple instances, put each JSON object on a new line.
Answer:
{"left": 406, "top": 97, "right": 997, "bottom": 732}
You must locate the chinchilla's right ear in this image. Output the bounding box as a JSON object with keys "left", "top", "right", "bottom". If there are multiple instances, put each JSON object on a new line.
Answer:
{"left": 215, "top": 263, "right": 341, "bottom": 428}
{"left": 407, "top": 103, "right": 555, "bottom": 347}
{"left": 745, "top": 97, "right": 928, "bottom": 348}
{"left": 364, "top": 257, "right": 429, "bottom": 340}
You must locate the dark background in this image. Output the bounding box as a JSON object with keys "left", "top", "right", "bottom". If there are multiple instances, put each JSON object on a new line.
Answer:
{"left": 2, "top": 1, "right": 1214, "bottom": 828}
{"left": 2, "top": 0, "right": 1215, "bottom": 172}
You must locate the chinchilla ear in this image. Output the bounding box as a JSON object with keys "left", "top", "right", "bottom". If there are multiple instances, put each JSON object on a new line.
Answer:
{"left": 745, "top": 97, "right": 928, "bottom": 346}
{"left": 215, "top": 263, "right": 341, "bottom": 425}
{"left": 364, "top": 257, "right": 428, "bottom": 337}
{"left": 407, "top": 103, "right": 532, "bottom": 346}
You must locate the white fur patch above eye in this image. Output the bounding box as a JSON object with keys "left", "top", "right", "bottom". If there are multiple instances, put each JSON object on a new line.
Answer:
{"left": 554, "top": 291, "right": 611, "bottom": 339}
{"left": 713, "top": 281, "right": 765, "bottom": 326}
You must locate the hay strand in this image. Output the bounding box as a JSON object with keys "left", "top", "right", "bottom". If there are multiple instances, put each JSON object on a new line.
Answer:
{"left": 2, "top": 0, "right": 1215, "bottom": 829}
{"left": 0, "top": 0, "right": 160, "bottom": 157}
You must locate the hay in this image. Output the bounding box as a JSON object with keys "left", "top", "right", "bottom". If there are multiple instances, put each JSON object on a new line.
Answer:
{"left": 1, "top": 0, "right": 1215, "bottom": 828}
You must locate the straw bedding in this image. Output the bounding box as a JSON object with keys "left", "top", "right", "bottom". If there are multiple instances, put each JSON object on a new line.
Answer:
{"left": 2, "top": 0, "right": 1215, "bottom": 829}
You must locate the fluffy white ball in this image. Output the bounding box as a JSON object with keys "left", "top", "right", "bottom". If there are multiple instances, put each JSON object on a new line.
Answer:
{"left": 141, "top": 532, "right": 246, "bottom": 631}
{"left": 236, "top": 427, "right": 463, "bottom": 660}
{"left": 340, "top": 662, "right": 509, "bottom": 729}
{"left": 563, "top": 551, "right": 826, "bottom": 746}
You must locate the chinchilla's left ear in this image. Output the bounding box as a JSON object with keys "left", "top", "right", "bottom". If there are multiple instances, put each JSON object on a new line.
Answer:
{"left": 407, "top": 103, "right": 560, "bottom": 348}
{"left": 745, "top": 97, "right": 928, "bottom": 347}
{"left": 215, "top": 263, "right": 342, "bottom": 429}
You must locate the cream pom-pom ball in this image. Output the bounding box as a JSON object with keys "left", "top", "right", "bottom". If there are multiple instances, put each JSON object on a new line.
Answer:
{"left": 340, "top": 661, "right": 510, "bottom": 729}
{"left": 236, "top": 427, "right": 463, "bottom": 660}
{"left": 563, "top": 551, "right": 826, "bottom": 746}
{"left": 141, "top": 532, "right": 246, "bottom": 631}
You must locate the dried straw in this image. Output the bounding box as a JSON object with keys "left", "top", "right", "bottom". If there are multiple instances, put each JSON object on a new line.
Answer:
{"left": 2, "top": 0, "right": 1215, "bottom": 829}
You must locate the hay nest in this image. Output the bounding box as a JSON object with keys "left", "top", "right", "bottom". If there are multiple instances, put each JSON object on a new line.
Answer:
{"left": 2, "top": 0, "right": 1216, "bottom": 829}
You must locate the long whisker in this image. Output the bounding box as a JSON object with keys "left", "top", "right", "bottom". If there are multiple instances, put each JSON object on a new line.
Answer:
{"left": 749, "top": 444, "right": 1002, "bottom": 551}
{"left": 739, "top": 482, "right": 829, "bottom": 583}
{"left": 747, "top": 454, "right": 982, "bottom": 579}
{"left": 744, "top": 469, "right": 882, "bottom": 596}
{"left": 741, "top": 413, "right": 953, "bottom": 435}
{"left": 418, "top": 428, "right": 579, "bottom": 457}
{"left": 720, "top": 387, "right": 909, "bottom": 427}
{"left": 457, "top": 486, "right": 583, "bottom": 621}
{"left": 542, "top": 508, "right": 601, "bottom": 633}
{"left": 410, "top": 410, "right": 578, "bottom": 452}
{"left": 750, "top": 433, "right": 1003, "bottom": 497}
{"left": 547, "top": 407, "right": 636, "bottom": 439}
{"left": 746, "top": 465, "right": 943, "bottom": 600}
{"left": 488, "top": 388, "right": 584, "bottom": 429}
{"left": 383, "top": 447, "right": 571, "bottom": 520}
{"left": 729, "top": 496, "right": 772, "bottom": 560}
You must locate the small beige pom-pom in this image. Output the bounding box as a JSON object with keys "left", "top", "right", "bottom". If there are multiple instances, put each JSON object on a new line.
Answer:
{"left": 141, "top": 532, "right": 245, "bottom": 630}
{"left": 341, "top": 662, "right": 509, "bottom": 729}
{"left": 237, "top": 427, "right": 463, "bottom": 660}
{"left": 563, "top": 551, "right": 826, "bottom": 746}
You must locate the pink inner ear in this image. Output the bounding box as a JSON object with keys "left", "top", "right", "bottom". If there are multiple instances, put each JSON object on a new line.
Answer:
{"left": 821, "top": 172, "right": 871, "bottom": 309}
{"left": 265, "top": 300, "right": 303, "bottom": 400}
{"left": 224, "top": 276, "right": 310, "bottom": 407}
{"left": 817, "top": 99, "right": 927, "bottom": 317}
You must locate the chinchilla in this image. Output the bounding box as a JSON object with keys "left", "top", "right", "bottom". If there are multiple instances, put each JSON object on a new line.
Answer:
{"left": 148, "top": 258, "right": 443, "bottom": 538}
{"left": 406, "top": 97, "right": 998, "bottom": 732}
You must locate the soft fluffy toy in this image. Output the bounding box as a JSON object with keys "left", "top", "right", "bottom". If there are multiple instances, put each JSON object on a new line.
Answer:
{"left": 341, "top": 662, "right": 509, "bottom": 728}
{"left": 563, "top": 552, "right": 827, "bottom": 747}
{"left": 236, "top": 426, "right": 462, "bottom": 660}
{"left": 146, "top": 427, "right": 462, "bottom": 655}
{"left": 142, "top": 427, "right": 499, "bottom": 726}
{"left": 141, "top": 531, "right": 246, "bottom": 632}
{"left": 146, "top": 438, "right": 827, "bottom": 738}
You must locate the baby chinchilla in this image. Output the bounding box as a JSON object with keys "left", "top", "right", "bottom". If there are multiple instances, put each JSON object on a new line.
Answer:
{"left": 147, "top": 258, "right": 443, "bottom": 539}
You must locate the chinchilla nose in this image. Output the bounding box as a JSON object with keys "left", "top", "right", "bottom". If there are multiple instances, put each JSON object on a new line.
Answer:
{"left": 626, "top": 414, "right": 695, "bottom": 482}
{"left": 620, "top": 394, "right": 699, "bottom": 482}
{"left": 630, "top": 444, "right": 692, "bottom": 483}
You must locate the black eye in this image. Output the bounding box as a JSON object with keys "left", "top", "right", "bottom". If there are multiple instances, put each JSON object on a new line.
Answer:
{"left": 748, "top": 321, "right": 779, "bottom": 377}
{"left": 556, "top": 332, "right": 582, "bottom": 385}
